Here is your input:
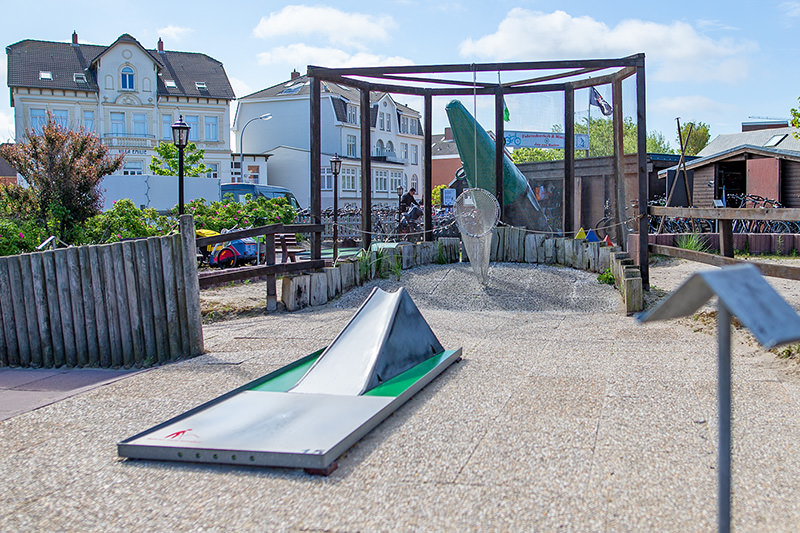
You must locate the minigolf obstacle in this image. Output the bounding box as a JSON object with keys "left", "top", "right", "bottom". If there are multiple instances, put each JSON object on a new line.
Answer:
{"left": 118, "top": 287, "right": 461, "bottom": 475}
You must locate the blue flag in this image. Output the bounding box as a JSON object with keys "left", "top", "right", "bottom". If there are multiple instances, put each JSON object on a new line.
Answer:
{"left": 590, "top": 87, "right": 613, "bottom": 116}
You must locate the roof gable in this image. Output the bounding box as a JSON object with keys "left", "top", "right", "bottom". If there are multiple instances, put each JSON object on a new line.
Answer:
{"left": 6, "top": 35, "right": 234, "bottom": 100}
{"left": 89, "top": 33, "right": 161, "bottom": 69}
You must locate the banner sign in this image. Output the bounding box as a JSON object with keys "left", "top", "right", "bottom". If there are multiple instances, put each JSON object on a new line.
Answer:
{"left": 504, "top": 131, "right": 590, "bottom": 151}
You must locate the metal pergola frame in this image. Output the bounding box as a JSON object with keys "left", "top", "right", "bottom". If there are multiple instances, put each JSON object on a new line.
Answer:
{"left": 308, "top": 54, "right": 650, "bottom": 287}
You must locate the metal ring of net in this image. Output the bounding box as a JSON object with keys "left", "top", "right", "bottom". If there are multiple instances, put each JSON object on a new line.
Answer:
{"left": 454, "top": 188, "right": 500, "bottom": 285}
{"left": 453, "top": 188, "right": 500, "bottom": 238}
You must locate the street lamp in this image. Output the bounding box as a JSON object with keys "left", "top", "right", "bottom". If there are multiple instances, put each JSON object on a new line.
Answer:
{"left": 239, "top": 113, "right": 272, "bottom": 183}
{"left": 396, "top": 185, "right": 404, "bottom": 230}
{"left": 330, "top": 153, "right": 342, "bottom": 261}
{"left": 171, "top": 115, "right": 190, "bottom": 215}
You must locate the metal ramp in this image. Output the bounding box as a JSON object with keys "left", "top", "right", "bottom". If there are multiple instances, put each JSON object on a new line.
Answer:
{"left": 118, "top": 288, "right": 461, "bottom": 474}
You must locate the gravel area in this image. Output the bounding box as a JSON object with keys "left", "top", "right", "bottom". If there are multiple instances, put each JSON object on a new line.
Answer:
{"left": 4, "top": 258, "right": 800, "bottom": 530}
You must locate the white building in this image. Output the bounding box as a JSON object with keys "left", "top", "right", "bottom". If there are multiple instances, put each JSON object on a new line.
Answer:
{"left": 6, "top": 32, "right": 235, "bottom": 180}
{"left": 234, "top": 71, "right": 425, "bottom": 209}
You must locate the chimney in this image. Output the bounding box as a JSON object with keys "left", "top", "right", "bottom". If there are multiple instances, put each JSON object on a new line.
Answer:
{"left": 444, "top": 127, "right": 453, "bottom": 141}
{"left": 291, "top": 69, "right": 300, "bottom": 80}
{"left": 72, "top": 31, "right": 78, "bottom": 46}
{"left": 158, "top": 38, "right": 164, "bottom": 53}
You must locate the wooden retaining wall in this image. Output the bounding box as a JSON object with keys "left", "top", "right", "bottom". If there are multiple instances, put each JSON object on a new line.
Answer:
{"left": 0, "top": 215, "right": 203, "bottom": 368}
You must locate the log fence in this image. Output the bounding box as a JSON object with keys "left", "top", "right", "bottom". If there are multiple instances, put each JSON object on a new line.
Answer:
{"left": 0, "top": 215, "right": 203, "bottom": 368}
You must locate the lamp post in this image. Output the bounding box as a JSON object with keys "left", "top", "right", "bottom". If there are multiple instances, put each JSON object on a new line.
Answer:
{"left": 397, "top": 185, "right": 405, "bottom": 231}
{"left": 330, "top": 153, "right": 342, "bottom": 261}
{"left": 171, "top": 115, "right": 190, "bottom": 215}
{"left": 239, "top": 113, "right": 272, "bottom": 183}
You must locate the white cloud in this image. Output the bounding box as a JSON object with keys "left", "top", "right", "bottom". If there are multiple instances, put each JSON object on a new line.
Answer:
{"left": 253, "top": 5, "right": 395, "bottom": 49}
{"left": 459, "top": 9, "right": 757, "bottom": 83}
{"left": 157, "top": 25, "right": 193, "bottom": 42}
{"left": 781, "top": 2, "right": 800, "bottom": 17}
{"left": 228, "top": 76, "right": 255, "bottom": 99}
{"left": 257, "top": 43, "right": 413, "bottom": 69}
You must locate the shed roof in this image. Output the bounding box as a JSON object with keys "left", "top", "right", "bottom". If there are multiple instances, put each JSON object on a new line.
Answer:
{"left": 698, "top": 127, "right": 800, "bottom": 156}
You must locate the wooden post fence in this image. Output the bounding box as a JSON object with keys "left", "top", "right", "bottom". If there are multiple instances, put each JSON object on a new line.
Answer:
{"left": 0, "top": 214, "right": 203, "bottom": 368}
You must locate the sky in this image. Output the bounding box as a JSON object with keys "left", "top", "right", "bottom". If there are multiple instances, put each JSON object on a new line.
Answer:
{"left": 3, "top": 0, "right": 800, "bottom": 151}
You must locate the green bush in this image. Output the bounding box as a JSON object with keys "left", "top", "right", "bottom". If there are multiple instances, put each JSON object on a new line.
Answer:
{"left": 0, "top": 218, "right": 45, "bottom": 255}
{"left": 184, "top": 194, "right": 296, "bottom": 232}
{"left": 597, "top": 268, "right": 614, "bottom": 285}
{"left": 83, "top": 199, "right": 172, "bottom": 244}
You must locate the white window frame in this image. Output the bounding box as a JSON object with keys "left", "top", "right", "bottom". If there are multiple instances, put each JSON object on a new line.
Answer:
{"left": 342, "top": 167, "right": 358, "bottom": 191}
{"left": 411, "top": 145, "right": 418, "bottom": 165}
{"left": 387, "top": 113, "right": 391, "bottom": 132}
{"left": 411, "top": 174, "right": 419, "bottom": 191}
{"left": 161, "top": 114, "right": 173, "bottom": 139}
{"left": 122, "top": 161, "right": 143, "bottom": 175}
{"left": 379, "top": 112, "right": 385, "bottom": 131}
{"left": 401, "top": 116, "right": 409, "bottom": 134}
{"left": 347, "top": 104, "right": 358, "bottom": 124}
{"left": 110, "top": 112, "right": 125, "bottom": 135}
{"left": 53, "top": 109, "right": 69, "bottom": 128}
{"left": 206, "top": 163, "right": 219, "bottom": 179}
{"left": 246, "top": 164, "right": 260, "bottom": 184}
{"left": 185, "top": 115, "right": 199, "bottom": 141}
{"left": 83, "top": 110, "right": 95, "bottom": 132}
{"left": 133, "top": 113, "right": 147, "bottom": 137}
{"left": 346, "top": 134, "right": 357, "bottom": 157}
{"left": 401, "top": 143, "right": 408, "bottom": 161}
{"left": 30, "top": 108, "right": 46, "bottom": 133}
{"left": 204, "top": 116, "right": 218, "bottom": 141}
{"left": 121, "top": 66, "right": 135, "bottom": 90}
{"left": 390, "top": 171, "right": 402, "bottom": 193}
{"left": 321, "top": 167, "right": 333, "bottom": 191}
{"left": 375, "top": 169, "right": 388, "bottom": 192}
{"left": 231, "top": 161, "right": 242, "bottom": 183}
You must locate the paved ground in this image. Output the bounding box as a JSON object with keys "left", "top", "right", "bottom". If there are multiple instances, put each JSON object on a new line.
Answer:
{"left": 3, "top": 259, "right": 800, "bottom": 530}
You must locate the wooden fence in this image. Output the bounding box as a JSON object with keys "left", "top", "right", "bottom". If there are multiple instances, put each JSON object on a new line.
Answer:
{"left": 0, "top": 215, "right": 203, "bottom": 368}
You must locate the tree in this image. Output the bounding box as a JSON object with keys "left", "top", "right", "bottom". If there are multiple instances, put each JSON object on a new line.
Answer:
{"left": 0, "top": 113, "right": 123, "bottom": 241}
{"left": 677, "top": 121, "right": 710, "bottom": 155}
{"left": 149, "top": 141, "right": 209, "bottom": 177}
{"left": 790, "top": 97, "right": 800, "bottom": 140}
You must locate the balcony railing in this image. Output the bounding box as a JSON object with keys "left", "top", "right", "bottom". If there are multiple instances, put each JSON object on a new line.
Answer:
{"left": 102, "top": 134, "right": 157, "bottom": 148}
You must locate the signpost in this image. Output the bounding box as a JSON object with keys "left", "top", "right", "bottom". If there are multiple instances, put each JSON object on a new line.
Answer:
{"left": 639, "top": 264, "right": 800, "bottom": 532}
{"left": 504, "top": 131, "right": 590, "bottom": 151}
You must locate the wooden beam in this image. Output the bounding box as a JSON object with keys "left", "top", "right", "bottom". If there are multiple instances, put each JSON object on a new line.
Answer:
{"left": 360, "top": 88, "right": 372, "bottom": 250}
{"left": 505, "top": 66, "right": 608, "bottom": 87}
{"left": 424, "top": 93, "right": 433, "bottom": 241}
{"left": 198, "top": 260, "right": 326, "bottom": 289}
{"left": 636, "top": 63, "right": 649, "bottom": 289}
{"left": 563, "top": 86, "right": 575, "bottom": 235}
{"left": 307, "top": 55, "right": 643, "bottom": 78}
{"left": 612, "top": 78, "right": 626, "bottom": 248}
{"left": 649, "top": 245, "right": 800, "bottom": 282}
{"left": 195, "top": 224, "right": 324, "bottom": 247}
{"left": 649, "top": 206, "right": 800, "bottom": 221}
{"left": 310, "top": 77, "right": 322, "bottom": 261}
{"left": 495, "top": 88, "right": 505, "bottom": 220}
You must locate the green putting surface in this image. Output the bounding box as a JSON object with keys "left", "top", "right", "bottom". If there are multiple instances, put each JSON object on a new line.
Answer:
{"left": 248, "top": 349, "right": 457, "bottom": 397}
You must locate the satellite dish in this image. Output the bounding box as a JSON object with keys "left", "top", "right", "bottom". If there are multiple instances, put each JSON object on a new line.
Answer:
{"left": 454, "top": 188, "right": 500, "bottom": 284}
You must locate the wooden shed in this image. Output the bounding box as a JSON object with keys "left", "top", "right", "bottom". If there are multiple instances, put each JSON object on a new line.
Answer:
{"left": 658, "top": 145, "right": 800, "bottom": 208}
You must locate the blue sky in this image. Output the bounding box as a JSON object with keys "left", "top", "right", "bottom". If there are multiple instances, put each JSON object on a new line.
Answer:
{"left": 3, "top": 1, "right": 800, "bottom": 150}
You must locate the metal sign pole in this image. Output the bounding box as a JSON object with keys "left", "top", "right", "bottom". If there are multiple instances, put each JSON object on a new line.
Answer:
{"left": 717, "top": 302, "right": 732, "bottom": 533}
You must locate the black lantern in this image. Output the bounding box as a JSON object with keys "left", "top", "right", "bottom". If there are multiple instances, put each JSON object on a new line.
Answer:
{"left": 330, "top": 153, "right": 342, "bottom": 261}
{"left": 171, "top": 115, "right": 190, "bottom": 215}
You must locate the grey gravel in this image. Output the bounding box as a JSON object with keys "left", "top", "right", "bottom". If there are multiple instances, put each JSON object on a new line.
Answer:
{"left": 3, "top": 258, "right": 800, "bottom": 530}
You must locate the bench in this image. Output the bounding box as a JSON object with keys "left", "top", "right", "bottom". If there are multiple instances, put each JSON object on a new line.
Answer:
{"left": 275, "top": 233, "right": 304, "bottom": 263}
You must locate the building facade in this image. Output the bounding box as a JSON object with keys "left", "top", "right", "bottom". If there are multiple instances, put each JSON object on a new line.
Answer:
{"left": 234, "top": 72, "right": 425, "bottom": 209}
{"left": 6, "top": 32, "right": 235, "bottom": 180}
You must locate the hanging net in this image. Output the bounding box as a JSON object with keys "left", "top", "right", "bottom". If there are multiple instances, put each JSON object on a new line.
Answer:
{"left": 454, "top": 188, "right": 500, "bottom": 285}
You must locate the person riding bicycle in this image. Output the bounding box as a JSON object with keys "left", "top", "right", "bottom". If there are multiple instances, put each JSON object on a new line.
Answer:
{"left": 400, "top": 188, "right": 422, "bottom": 227}
{"left": 401, "top": 187, "right": 419, "bottom": 212}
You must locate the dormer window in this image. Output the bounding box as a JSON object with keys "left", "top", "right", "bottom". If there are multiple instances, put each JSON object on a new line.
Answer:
{"left": 121, "top": 67, "right": 135, "bottom": 90}
{"left": 73, "top": 73, "right": 87, "bottom": 83}
{"left": 165, "top": 80, "right": 177, "bottom": 89}
{"left": 195, "top": 81, "right": 207, "bottom": 91}
{"left": 39, "top": 71, "right": 52, "bottom": 81}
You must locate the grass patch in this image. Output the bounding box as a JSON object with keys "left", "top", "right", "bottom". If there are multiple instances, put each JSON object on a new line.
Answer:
{"left": 676, "top": 233, "right": 710, "bottom": 253}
